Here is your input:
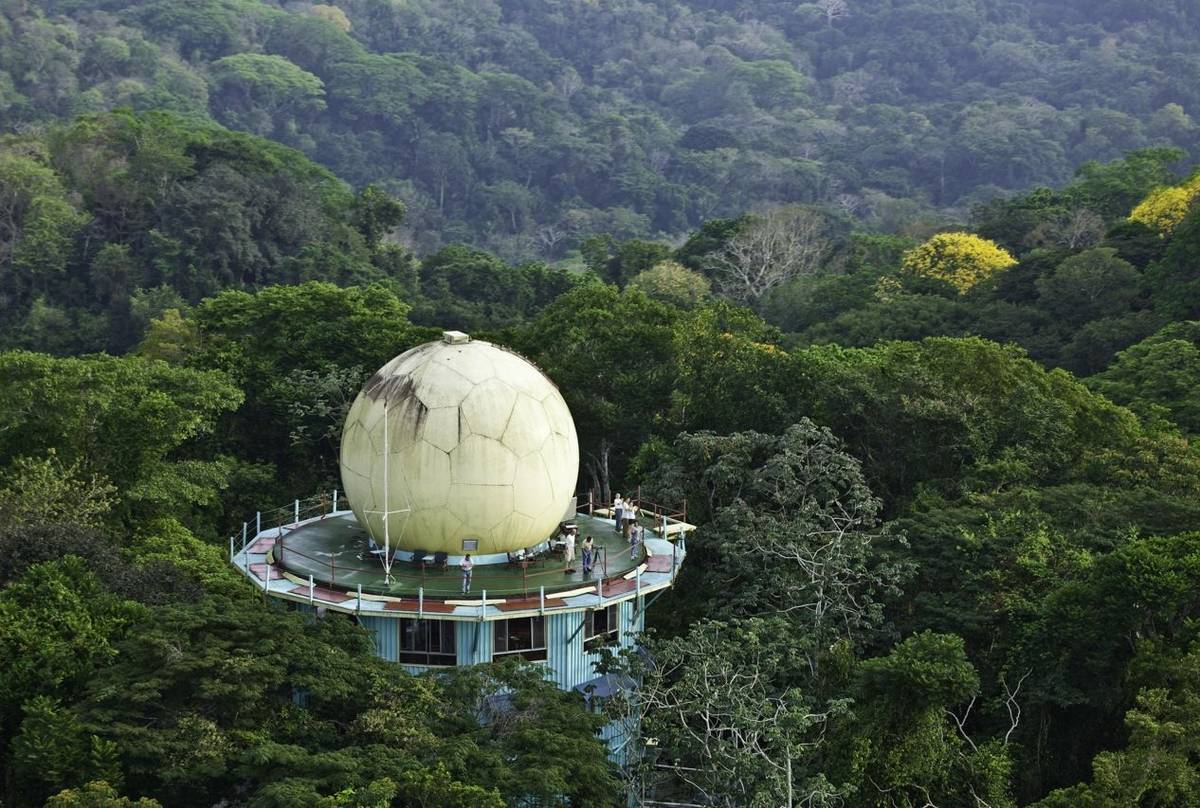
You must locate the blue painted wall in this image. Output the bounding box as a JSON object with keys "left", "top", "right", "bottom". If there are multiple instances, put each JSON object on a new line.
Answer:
{"left": 545, "top": 596, "right": 644, "bottom": 690}
{"left": 457, "top": 619, "right": 494, "bottom": 665}
{"left": 353, "top": 598, "right": 645, "bottom": 691}
{"left": 360, "top": 614, "right": 399, "bottom": 662}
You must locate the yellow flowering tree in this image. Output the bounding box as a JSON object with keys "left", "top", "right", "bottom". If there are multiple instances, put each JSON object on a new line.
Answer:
{"left": 1129, "top": 175, "right": 1200, "bottom": 235}
{"left": 901, "top": 232, "right": 1017, "bottom": 294}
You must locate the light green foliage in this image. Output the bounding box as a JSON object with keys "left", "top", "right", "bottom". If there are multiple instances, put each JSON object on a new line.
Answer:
{"left": 0, "top": 351, "right": 242, "bottom": 523}
{"left": 125, "top": 517, "right": 247, "bottom": 595}
{"left": 46, "top": 781, "right": 162, "bottom": 808}
{"left": 0, "top": 450, "right": 116, "bottom": 528}
{"left": 627, "top": 260, "right": 712, "bottom": 308}
{"left": 136, "top": 308, "right": 198, "bottom": 363}
{"left": 0, "top": 153, "right": 87, "bottom": 302}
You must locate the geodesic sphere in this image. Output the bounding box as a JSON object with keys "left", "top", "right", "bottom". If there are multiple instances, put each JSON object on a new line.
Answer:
{"left": 339, "top": 336, "right": 579, "bottom": 556}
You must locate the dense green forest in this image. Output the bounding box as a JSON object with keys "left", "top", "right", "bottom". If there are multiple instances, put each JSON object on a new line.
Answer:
{"left": 3, "top": 0, "right": 1200, "bottom": 258}
{"left": 6, "top": 0, "right": 1200, "bottom": 806}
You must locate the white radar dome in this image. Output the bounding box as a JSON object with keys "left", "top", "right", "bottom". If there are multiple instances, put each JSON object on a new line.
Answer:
{"left": 339, "top": 332, "right": 579, "bottom": 556}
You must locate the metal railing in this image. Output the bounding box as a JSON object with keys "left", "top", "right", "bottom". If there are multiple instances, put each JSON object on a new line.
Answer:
{"left": 229, "top": 489, "right": 686, "bottom": 602}
{"left": 582, "top": 488, "right": 689, "bottom": 530}
{"left": 228, "top": 490, "right": 342, "bottom": 565}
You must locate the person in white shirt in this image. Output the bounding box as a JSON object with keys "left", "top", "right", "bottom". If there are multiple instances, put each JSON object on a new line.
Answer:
{"left": 565, "top": 529, "right": 576, "bottom": 565}
{"left": 460, "top": 554, "right": 474, "bottom": 593}
{"left": 613, "top": 494, "right": 624, "bottom": 533}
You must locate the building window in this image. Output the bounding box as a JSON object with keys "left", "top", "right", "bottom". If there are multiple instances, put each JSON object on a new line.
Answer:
{"left": 493, "top": 616, "right": 547, "bottom": 662}
{"left": 399, "top": 618, "right": 456, "bottom": 666}
{"left": 585, "top": 604, "right": 620, "bottom": 651}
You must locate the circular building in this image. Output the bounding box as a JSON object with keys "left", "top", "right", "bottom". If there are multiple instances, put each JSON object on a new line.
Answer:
{"left": 339, "top": 331, "right": 579, "bottom": 557}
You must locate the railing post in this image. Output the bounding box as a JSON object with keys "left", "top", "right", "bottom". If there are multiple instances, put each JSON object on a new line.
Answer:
{"left": 540, "top": 585, "right": 545, "bottom": 614}
{"left": 481, "top": 590, "right": 487, "bottom": 618}
{"left": 636, "top": 568, "right": 641, "bottom": 599}
{"left": 357, "top": 584, "right": 362, "bottom": 616}
{"left": 309, "top": 574, "right": 315, "bottom": 605}
{"left": 418, "top": 587, "right": 423, "bottom": 619}
{"left": 255, "top": 511, "right": 261, "bottom": 536}
{"left": 333, "top": 489, "right": 339, "bottom": 513}
{"left": 588, "top": 490, "right": 594, "bottom": 516}
{"left": 331, "top": 556, "right": 335, "bottom": 587}
{"left": 294, "top": 499, "right": 300, "bottom": 525}
{"left": 229, "top": 536, "right": 234, "bottom": 562}
{"left": 599, "top": 576, "right": 604, "bottom": 598}
{"left": 242, "top": 521, "right": 248, "bottom": 551}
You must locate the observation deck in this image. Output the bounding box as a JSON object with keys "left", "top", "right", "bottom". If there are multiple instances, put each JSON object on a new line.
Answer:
{"left": 230, "top": 492, "right": 693, "bottom": 621}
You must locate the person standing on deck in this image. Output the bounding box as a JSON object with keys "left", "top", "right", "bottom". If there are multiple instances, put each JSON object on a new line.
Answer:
{"left": 613, "top": 494, "right": 624, "bottom": 534}
{"left": 460, "top": 553, "right": 473, "bottom": 594}
{"left": 564, "top": 528, "right": 576, "bottom": 567}
{"left": 581, "top": 535, "right": 594, "bottom": 576}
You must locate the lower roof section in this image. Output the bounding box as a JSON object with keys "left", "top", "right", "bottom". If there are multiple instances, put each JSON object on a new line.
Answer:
{"left": 232, "top": 509, "right": 688, "bottom": 622}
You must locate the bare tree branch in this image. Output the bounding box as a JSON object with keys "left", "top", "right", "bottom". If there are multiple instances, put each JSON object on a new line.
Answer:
{"left": 708, "top": 207, "right": 831, "bottom": 306}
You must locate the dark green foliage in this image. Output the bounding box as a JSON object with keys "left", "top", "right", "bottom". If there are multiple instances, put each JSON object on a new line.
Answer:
{"left": 1090, "top": 321, "right": 1200, "bottom": 433}
{"left": 4, "top": 0, "right": 1200, "bottom": 260}
{"left": 0, "top": 350, "right": 242, "bottom": 527}
{"left": 5, "top": 5, "right": 1200, "bottom": 806}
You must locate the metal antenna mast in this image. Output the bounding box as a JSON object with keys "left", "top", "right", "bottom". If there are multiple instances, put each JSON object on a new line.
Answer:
{"left": 364, "top": 400, "right": 411, "bottom": 582}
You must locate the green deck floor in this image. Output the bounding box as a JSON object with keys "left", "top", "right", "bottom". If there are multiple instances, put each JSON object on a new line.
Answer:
{"left": 274, "top": 512, "right": 657, "bottom": 598}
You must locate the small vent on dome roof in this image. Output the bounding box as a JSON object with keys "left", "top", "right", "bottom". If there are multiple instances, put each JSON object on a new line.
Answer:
{"left": 442, "top": 330, "right": 471, "bottom": 344}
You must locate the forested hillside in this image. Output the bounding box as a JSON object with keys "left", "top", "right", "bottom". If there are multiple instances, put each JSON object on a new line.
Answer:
{"left": 6, "top": 0, "right": 1200, "bottom": 806}
{"left": 3, "top": 0, "right": 1199, "bottom": 257}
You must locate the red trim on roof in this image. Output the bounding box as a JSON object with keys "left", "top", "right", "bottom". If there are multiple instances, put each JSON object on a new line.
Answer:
{"left": 289, "top": 584, "right": 354, "bottom": 603}
{"left": 383, "top": 599, "right": 456, "bottom": 613}
{"left": 250, "top": 563, "right": 283, "bottom": 581}
{"left": 497, "top": 596, "right": 567, "bottom": 611}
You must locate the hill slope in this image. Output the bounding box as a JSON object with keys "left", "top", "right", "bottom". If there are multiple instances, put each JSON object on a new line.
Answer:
{"left": 4, "top": 0, "right": 1199, "bottom": 257}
